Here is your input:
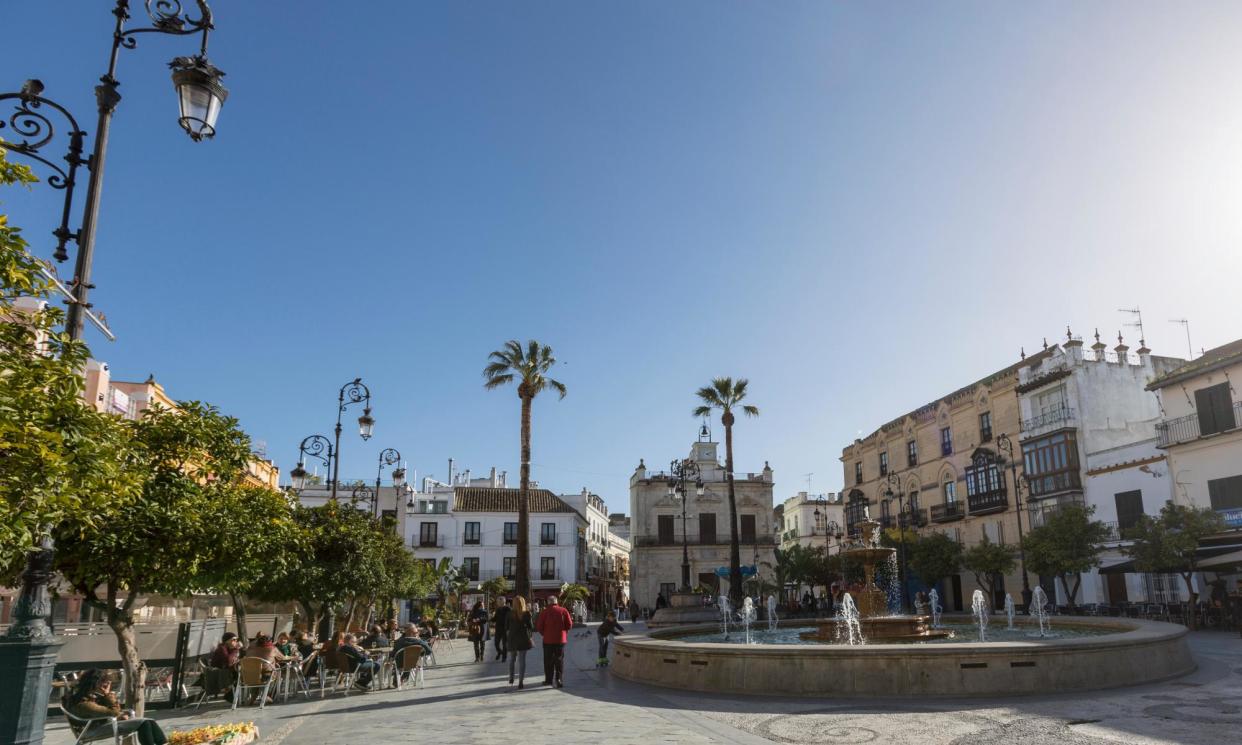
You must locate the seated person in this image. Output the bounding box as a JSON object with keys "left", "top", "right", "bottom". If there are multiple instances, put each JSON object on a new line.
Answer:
{"left": 294, "top": 630, "right": 319, "bottom": 677}
{"left": 275, "top": 632, "right": 296, "bottom": 657}
{"left": 64, "top": 669, "right": 168, "bottom": 745}
{"left": 245, "top": 632, "right": 292, "bottom": 664}
{"left": 361, "top": 624, "right": 389, "bottom": 649}
{"left": 208, "top": 632, "right": 241, "bottom": 669}
{"left": 337, "top": 633, "right": 381, "bottom": 691}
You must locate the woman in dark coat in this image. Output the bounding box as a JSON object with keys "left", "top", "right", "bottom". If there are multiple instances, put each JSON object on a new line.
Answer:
{"left": 468, "top": 601, "right": 489, "bottom": 662}
{"left": 506, "top": 596, "right": 535, "bottom": 689}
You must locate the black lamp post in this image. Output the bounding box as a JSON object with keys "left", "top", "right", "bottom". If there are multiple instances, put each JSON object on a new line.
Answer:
{"left": 331, "top": 378, "right": 373, "bottom": 500}
{"left": 290, "top": 434, "right": 333, "bottom": 492}
{"left": 372, "top": 447, "right": 405, "bottom": 519}
{"left": 884, "top": 471, "right": 912, "bottom": 615}
{"left": 668, "top": 458, "right": 703, "bottom": 592}
{"left": 0, "top": 4, "right": 226, "bottom": 742}
{"left": 996, "top": 433, "right": 1033, "bottom": 609}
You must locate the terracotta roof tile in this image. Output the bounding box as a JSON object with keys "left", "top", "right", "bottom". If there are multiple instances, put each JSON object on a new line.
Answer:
{"left": 453, "top": 487, "right": 578, "bottom": 514}
{"left": 1148, "top": 337, "right": 1242, "bottom": 390}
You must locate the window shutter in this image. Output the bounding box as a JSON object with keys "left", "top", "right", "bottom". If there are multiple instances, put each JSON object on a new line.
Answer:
{"left": 1114, "top": 490, "right": 1144, "bottom": 530}
{"left": 1195, "top": 382, "right": 1232, "bottom": 436}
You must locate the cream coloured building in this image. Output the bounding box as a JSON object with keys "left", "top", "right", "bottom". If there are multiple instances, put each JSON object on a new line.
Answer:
{"left": 629, "top": 438, "right": 776, "bottom": 609}
{"left": 841, "top": 350, "right": 1047, "bottom": 612}
{"left": 778, "top": 492, "right": 845, "bottom": 553}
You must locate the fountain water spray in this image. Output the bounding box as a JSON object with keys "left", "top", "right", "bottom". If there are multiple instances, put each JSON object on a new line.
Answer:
{"left": 766, "top": 594, "right": 778, "bottom": 632}
{"left": 928, "top": 588, "right": 943, "bottom": 628}
{"left": 741, "top": 597, "right": 757, "bottom": 644}
{"left": 718, "top": 595, "right": 732, "bottom": 639}
{"left": 1004, "top": 593, "right": 1015, "bottom": 630}
{"left": 1029, "top": 586, "right": 1053, "bottom": 637}
{"left": 836, "top": 592, "right": 864, "bottom": 645}
{"left": 971, "top": 590, "right": 988, "bottom": 642}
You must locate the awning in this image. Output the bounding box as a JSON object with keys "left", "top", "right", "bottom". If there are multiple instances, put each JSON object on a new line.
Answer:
{"left": 1197, "top": 549, "right": 1242, "bottom": 572}
{"left": 1098, "top": 544, "right": 1242, "bottom": 574}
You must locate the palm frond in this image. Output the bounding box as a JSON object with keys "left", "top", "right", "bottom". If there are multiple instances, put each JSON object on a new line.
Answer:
{"left": 692, "top": 405, "right": 712, "bottom": 418}
{"left": 545, "top": 378, "right": 568, "bottom": 400}
{"left": 527, "top": 339, "right": 540, "bottom": 367}
{"left": 482, "top": 361, "right": 512, "bottom": 379}
{"left": 504, "top": 339, "right": 524, "bottom": 360}
{"left": 741, "top": 404, "right": 760, "bottom": 417}
{"left": 483, "top": 373, "right": 515, "bottom": 390}
{"left": 696, "top": 386, "right": 723, "bottom": 407}
{"left": 733, "top": 378, "right": 750, "bottom": 400}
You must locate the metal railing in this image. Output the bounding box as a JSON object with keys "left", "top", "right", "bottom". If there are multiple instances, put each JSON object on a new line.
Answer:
{"left": 1157, "top": 401, "right": 1242, "bottom": 447}
{"left": 1021, "top": 407, "right": 1077, "bottom": 433}
{"left": 930, "top": 502, "right": 965, "bottom": 522}
{"left": 1027, "top": 469, "right": 1082, "bottom": 498}
{"left": 633, "top": 535, "right": 777, "bottom": 548}
{"left": 415, "top": 536, "right": 445, "bottom": 548}
{"left": 967, "top": 489, "right": 1008, "bottom": 515}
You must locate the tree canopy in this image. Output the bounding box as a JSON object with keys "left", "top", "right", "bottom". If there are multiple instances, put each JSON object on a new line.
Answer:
{"left": 1125, "top": 502, "right": 1225, "bottom": 627}
{"left": 1021, "top": 504, "right": 1110, "bottom": 608}
{"left": 961, "top": 537, "right": 1017, "bottom": 608}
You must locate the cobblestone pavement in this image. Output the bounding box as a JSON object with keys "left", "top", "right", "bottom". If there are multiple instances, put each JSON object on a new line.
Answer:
{"left": 42, "top": 626, "right": 1242, "bottom": 745}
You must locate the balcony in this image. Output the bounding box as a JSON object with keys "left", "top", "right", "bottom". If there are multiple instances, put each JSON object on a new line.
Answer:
{"left": 634, "top": 535, "right": 777, "bottom": 548}
{"left": 1026, "top": 470, "right": 1082, "bottom": 499}
{"left": 930, "top": 502, "right": 965, "bottom": 523}
{"left": 1021, "top": 407, "right": 1077, "bottom": 435}
{"left": 1157, "top": 401, "right": 1242, "bottom": 448}
{"left": 967, "top": 489, "right": 1008, "bottom": 515}
{"left": 416, "top": 536, "right": 445, "bottom": 548}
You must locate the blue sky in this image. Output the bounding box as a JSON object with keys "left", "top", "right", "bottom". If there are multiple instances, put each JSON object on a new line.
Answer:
{"left": 5, "top": 2, "right": 1242, "bottom": 513}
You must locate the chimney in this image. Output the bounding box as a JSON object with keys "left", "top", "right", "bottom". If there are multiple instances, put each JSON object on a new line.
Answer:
{"left": 1136, "top": 338, "right": 1151, "bottom": 367}
{"left": 1064, "top": 325, "right": 1083, "bottom": 363}
{"left": 1114, "top": 332, "right": 1130, "bottom": 364}
{"left": 489, "top": 467, "right": 497, "bottom": 487}
{"left": 1091, "top": 328, "right": 1107, "bottom": 361}
{"left": 500, "top": 470, "right": 508, "bottom": 488}
{"left": 448, "top": 458, "right": 455, "bottom": 485}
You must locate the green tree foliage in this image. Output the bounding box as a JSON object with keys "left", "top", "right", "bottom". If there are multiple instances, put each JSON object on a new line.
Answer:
{"left": 960, "top": 536, "right": 1017, "bottom": 609}
{"left": 1021, "top": 504, "right": 1110, "bottom": 609}
{"left": 908, "top": 532, "right": 963, "bottom": 589}
{"left": 558, "top": 582, "right": 591, "bottom": 607}
{"left": 694, "top": 377, "right": 759, "bottom": 606}
{"left": 0, "top": 150, "right": 135, "bottom": 582}
{"left": 1125, "top": 502, "right": 1226, "bottom": 628}
{"left": 479, "top": 576, "right": 511, "bottom": 608}
{"left": 53, "top": 402, "right": 251, "bottom": 715}
{"left": 483, "top": 340, "right": 566, "bottom": 600}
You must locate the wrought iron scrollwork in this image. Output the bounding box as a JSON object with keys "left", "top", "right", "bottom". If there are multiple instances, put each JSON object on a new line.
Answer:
{"left": 116, "top": 0, "right": 214, "bottom": 53}
{"left": 0, "top": 81, "right": 88, "bottom": 262}
{"left": 378, "top": 448, "right": 401, "bottom": 468}
{"left": 351, "top": 484, "right": 375, "bottom": 508}
{"left": 339, "top": 378, "right": 371, "bottom": 411}
{"left": 298, "top": 434, "right": 334, "bottom": 469}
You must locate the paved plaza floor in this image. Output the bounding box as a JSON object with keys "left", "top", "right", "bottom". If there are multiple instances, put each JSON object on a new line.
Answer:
{"left": 43, "top": 623, "right": 1242, "bottom": 745}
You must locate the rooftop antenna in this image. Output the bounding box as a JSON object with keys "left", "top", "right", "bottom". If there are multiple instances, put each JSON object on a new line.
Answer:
{"left": 1169, "top": 319, "right": 1192, "bottom": 359}
{"left": 1119, "top": 307, "right": 1145, "bottom": 348}
{"left": 803, "top": 473, "right": 814, "bottom": 493}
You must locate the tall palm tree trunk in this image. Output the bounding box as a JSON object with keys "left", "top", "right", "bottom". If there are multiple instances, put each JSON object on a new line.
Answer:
{"left": 724, "top": 411, "right": 743, "bottom": 605}
{"left": 517, "top": 393, "right": 533, "bottom": 599}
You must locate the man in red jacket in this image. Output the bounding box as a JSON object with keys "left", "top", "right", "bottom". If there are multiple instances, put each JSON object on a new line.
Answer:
{"left": 535, "top": 595, "right": 573, "bottom": 688}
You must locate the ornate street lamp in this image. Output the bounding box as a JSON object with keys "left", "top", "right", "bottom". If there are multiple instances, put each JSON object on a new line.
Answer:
{"left": 290, "top": 434, "right": 333, "bottom": 492}
{"left": 668, "top": 458, "right": 704, "bottom": 592}
{"left": 331, "top": 378, "right": 372, "bottom": 500}
{"left": 995, "top": 433, "right": 1033, "bottom": 609}
{"left": 350, "top": 483, "right": 376, "bottom": 511}
{"left": 0, "top": 4, "right": 227, "bottom": 741}
{"left": 372, "top": 447, "right": 403, "bottom": 519}
{"left": 170, "top": 54, "right": 228, "bottom": 141}
{"left": 884, "top": 471, "right": 912, "bottom": 615}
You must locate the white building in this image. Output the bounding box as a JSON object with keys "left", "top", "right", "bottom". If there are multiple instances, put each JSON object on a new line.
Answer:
{"left": 560, "top": 488, "right": 618, "bottom": 610}
{"left": 629, "top": 438, "right": 776, "bottom": 610}
{"left": 1015, "top": 330, "right": 1185, "bottom": 606}
{"left": 778, "top": 492, "right": 845, "bottom": 552}
{"left": 404, "top": 485, "right": 587, "bottom": 603}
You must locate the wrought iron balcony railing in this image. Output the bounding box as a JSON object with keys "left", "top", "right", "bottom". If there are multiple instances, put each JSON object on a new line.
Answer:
{"left": 967, "top": 489, "right": 1008, "bottom": 515}
{"left": 1157, "top": 401, "right": 1242, "bottom": 448}
{"left": 930, "top": 502, "right": 965, "bottom": 522}
{"left": 1021, "top": 407, "right": 1077, "bottom": 434}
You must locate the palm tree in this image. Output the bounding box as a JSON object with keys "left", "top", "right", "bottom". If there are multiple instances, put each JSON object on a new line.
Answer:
{"left": 483, "top": 340, "right": 567, "bottom": 600}
{"left": 694, "top": 377, "right": 759, "bottom": 606}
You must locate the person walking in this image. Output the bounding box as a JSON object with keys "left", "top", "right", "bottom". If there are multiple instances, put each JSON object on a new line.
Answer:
{"left": 535, "top": 595, "right": 573, "bottom": 688}
{"left": 492, "top": 597, "right": 512, "bottom": 661}
{"left": 468, "top": 601, "right": 489, "bottom": 662}
{"left": 596, "top": 610, "right": 624, "bottom": 667}
{"left": 506, "top": 596, "right": 535, "bottom": 689}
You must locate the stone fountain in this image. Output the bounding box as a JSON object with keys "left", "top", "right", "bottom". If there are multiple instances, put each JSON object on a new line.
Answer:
{"left": 802, "top": 518, "right": 949, "bottom": 642}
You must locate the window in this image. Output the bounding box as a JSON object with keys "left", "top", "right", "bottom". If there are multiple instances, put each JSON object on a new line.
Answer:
{"left": 979, "top": 411, "right": 993, "bottom": 442}
{"left": 740, "top": 514, "right": 757, "bottom": 543}
{"left": 1208, "top": 475, "right": 1242, "bottom": 511}
{"left": 844, "top": 492, "right": 869, "bottom": 536}
{"left": 1195, "top": 382, "right": 1237, "bottom": 437}
{"left": 1114, "top": 490, "right": 1144, "bottom": 531}
{"left": 540, "top": 523, "right": 556, "bottom": 545}
{"left": 463, "top": 557, "right": 479, "bottom": 581}
{"left": 463, "top": 521, "right": 481, "bottom": 545}
{"left": 540, "top": 557, "right": 556, "bottom": 580}
{"left": 503, "top": 522, "right": 518, "bottom": 545}
{"left": 699, "top": 513, "right": 716, "bottom": 544}
{"left": 658, "top": 515, "right": 675, "bottom": 545}
{"left": 418, "top": 522, "right": 438, "bottom": 547}
{"left": 1022, "top": 432, "right": 1082, "bottom": 497}
{"left": 965, "top": 460, "right": 1003, "bottom": 497}
{"left": 879, "top": 452, "right": 888, "bottom": 477}
{"left": 417, "top": 500, "right": 447, "bottom": 514}
{"left": 855, "top": 461, "right": 863, "bottom": 485}
{"left": 907, "top": 440, "right": 918, "bottom": 467}
{"left": 943, "top": 480, "right": 957, "bottom": 504}
{"left": 502, "top": 556, "right": 517, "bottom": 579}
{"left": 940, "top": 427, "right": 953, "bottom": 457}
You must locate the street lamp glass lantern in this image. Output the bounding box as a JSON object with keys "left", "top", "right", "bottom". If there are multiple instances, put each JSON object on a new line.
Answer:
{"left": 169, "top": 56, "right": 228, "bottom": 142}
{"left": 290, "top": 462, "right": 307, "bottom": 491}
{"left": 358, "top": 409, "right": 374, "bottom": 440}
{"left": 695, "top": 479, "right": 705, "bottom": 497}
{"left": 391, "top": 467, "right": 406, "bottom": 488}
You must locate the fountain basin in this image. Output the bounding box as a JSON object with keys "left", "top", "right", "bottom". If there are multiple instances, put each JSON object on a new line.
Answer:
{"left": 799, "top": 615, "right": 951, "bottom": 642}
{"left": 611, "top": 616, "right": 1193, "bottom": 698}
